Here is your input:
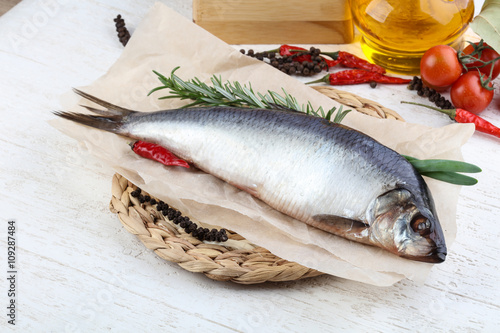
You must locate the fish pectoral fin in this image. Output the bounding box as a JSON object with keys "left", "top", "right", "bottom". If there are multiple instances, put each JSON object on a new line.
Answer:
{"left": 311, "top": 214, "right": 370, "bottom": 242}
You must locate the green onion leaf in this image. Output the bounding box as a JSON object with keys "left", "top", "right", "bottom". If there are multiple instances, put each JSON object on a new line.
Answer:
{"left": 403, "top": 155, "right": 481, "bottom": 185}
{"left": 402, "top": 156, "right": 482, "bottom": 173}
{"left": 420, "top": 171, "right": 479, "bottom": 186}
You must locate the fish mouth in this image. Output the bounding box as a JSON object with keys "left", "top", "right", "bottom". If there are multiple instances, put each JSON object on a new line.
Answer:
{"left": 404, "top": 246, "right": 447, "bottom": 263}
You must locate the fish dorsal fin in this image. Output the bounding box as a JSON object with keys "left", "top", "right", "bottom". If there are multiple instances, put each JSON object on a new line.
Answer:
{"left": 311, "top": 214, "right": 370, "bottom": 243}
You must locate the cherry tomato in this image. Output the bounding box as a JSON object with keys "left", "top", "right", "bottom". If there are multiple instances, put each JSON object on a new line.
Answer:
{"left": 450, "top": 71, "right": 494, "bottom": 114}
{"left": 420, "top": 45, "right": 462, "bottom": 89}
{"left": 462, "top": 42, "right": 500, "bottom": 80}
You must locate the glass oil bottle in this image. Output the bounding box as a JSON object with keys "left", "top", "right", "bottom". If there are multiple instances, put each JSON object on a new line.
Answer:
{"left": 350, "top": 0, "right": 475, "bottom": 74}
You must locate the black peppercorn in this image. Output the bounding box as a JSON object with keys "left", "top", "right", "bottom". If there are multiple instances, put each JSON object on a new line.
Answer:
{"left": 131, "top": 184, "right": 229, "bottom": 242}
{"left": 187, "top": 223, "right": 197, "bottom": 233}
{"left": 407, "top": 76, "right": 454, "bottom": 109}
{"left": 113, "top": 14, "right": 131, "bottom": 47}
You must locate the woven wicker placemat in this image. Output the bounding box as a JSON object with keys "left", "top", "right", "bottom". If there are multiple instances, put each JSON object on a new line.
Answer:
{"left": 108, "top": 87, "right": 404, "bottom": 284}
{"left": 312, "top": 86, "right": 404, "bottom": 121}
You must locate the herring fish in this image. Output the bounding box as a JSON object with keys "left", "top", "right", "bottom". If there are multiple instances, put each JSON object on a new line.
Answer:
{"left": 55, "top": 89, "right": 447, "bottom": 263}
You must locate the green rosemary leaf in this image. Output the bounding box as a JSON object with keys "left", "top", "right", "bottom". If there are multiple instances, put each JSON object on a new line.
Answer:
{"left": 317, "top": 110, "right": 324, "bottom": 117}
{"left": 158, "top": 95, "right": 185, "bottom": 100}
{"left": 147, "top": 85, "right": 170, "bottom": 96}
{"left": 185, "top": 81, "right": 216, "bottom": 98}
{"left": 282, "top": 89, "right": 301, "bottom": 110}
{"left": 152, "top": 69, "right": 169, "bottom": 82}
{"left": 243, "top": 86, "right": 266, "bottom": 108}
{"left": 232, "top": 87, "right": 254, "bottom": 105}
{"left": 325, "top": 107, "right": 335, "bottom": 122}
{"left": 319, "top": 106, "right": 327, "bottom": 118}
{"left": 305, "top": 103, "right": 313, "bottom": 115}
{"left": 173, "top": 76, "right": 192, "bottom": 91}
{"left": 199, "top": 97, "right": 227, "bottom": 105}
{"left": 268, "top": 90, "right": 288, "bottom": 106}
{"left": 332, "top": 105, "right": 351, "bottom": 124}
{"left": 210, "top": 75, "right": 223, "bottom": 88}
{"left": 257, "top": 92, "right": 275, "bottom": 109}
{"left": 213, "top": 85, "right": 237, "bottom": 102}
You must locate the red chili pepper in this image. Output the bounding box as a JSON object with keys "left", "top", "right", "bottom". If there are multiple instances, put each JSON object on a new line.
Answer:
{"left": 402, "top": 102, "right": 500, "bottom": 139}
{"left": 278, "top": 44, "right": 307, "bottom": 56}
{"left": 272, "top": 45, "right": 385, "bottom": 73}
{"left": 452, "top": 109, "right": 500, "bottom": 138}
{"left": 370, "top": 73, "right": 411, "bottom": 84}
{"left": 277, "top": 44, "right": 313, "bottom": 63}
{"left": 327, "top": 69, "right": 378, "bottom": 85}
{"left": 130, "top": 141, "right": 189, "bottom": 168}
{"left": 324, "top": 58, "right": 342, "bottom": 68}
{"left": 333, "top": 51, "right": 386, "bottom": 74}
{"left": 306, "top": 70, "right": 411, "bottom": 85}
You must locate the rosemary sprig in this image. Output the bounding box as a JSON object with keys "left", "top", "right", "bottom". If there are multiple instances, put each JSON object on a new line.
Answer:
{"left": 148, "top": 67, "right": 349, "bottom": 123}
{"left": 148, "top": 67, "right": 479, "bottom": 186}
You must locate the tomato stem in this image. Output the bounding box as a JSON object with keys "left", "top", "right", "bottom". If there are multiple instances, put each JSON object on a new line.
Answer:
{"left": 458, "top": 39, "right": 499, "bottom": 90}
{"left": 478, "top": 71, "right": 495, "bottom": 91}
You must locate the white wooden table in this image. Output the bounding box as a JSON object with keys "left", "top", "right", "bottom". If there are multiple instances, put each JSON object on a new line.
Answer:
{"left": 1, "top": 0, "right": 498, "bottom": 332}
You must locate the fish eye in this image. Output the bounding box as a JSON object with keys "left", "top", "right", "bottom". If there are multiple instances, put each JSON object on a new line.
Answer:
{"left": 410, "top": 214, "right": 431, "bottom": 236}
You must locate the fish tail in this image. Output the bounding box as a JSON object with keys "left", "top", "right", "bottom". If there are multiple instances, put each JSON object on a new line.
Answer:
{"left": 53, "top": 89, "right": 136, "bottom": 134}
{"left": 73, "top": 88, "right": 135, "bottom": 117}
{"left": 53, "top": 111, "right": 124, "bottom": 133}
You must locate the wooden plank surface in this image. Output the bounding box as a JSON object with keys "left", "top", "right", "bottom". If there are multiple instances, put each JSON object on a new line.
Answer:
{"left": 193, "top": 0, "right": 353, "bottom": 44}
{"left": 193, "top": 0, "right": 350, "bottom": 21}
{"left": 0, "top": 0, "right": 498, "bottom": 332}
{"left": 196, "top": 20, "right": 354, "bottom": 44}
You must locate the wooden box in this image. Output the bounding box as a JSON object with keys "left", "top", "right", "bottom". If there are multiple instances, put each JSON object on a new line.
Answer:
{"left": 193, "top": 0, "right": 354, "bottom": 44}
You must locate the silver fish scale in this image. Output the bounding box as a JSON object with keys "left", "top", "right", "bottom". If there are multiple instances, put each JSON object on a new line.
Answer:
{"left": 124, "top": 107, "right": 422, "bottom": 224}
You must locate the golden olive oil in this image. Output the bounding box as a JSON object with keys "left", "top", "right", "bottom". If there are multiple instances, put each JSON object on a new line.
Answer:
{"left": 350, "top": 0, "right": 475, "bottom": 74}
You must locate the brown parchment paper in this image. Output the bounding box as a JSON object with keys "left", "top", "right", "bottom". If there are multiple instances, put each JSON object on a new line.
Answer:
{"left": 52, "top": 2, "right": 475, "bottom": 286}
